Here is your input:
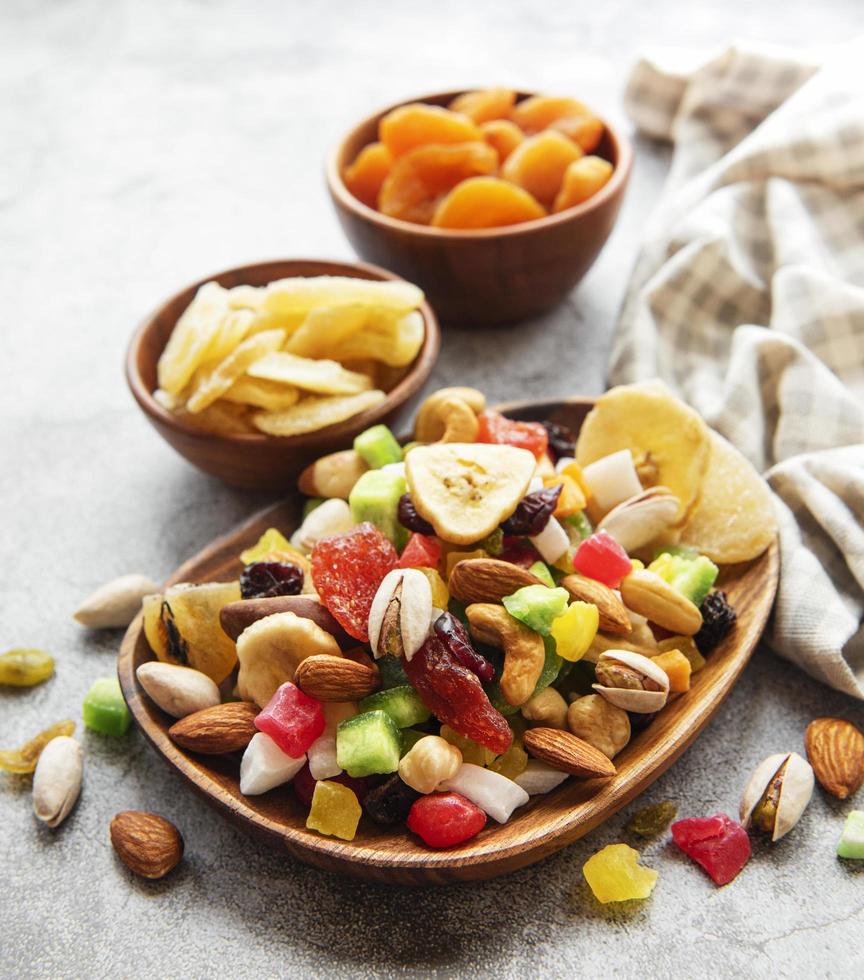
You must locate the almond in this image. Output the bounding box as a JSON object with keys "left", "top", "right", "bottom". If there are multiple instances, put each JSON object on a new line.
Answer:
{"left": 168, "top": 701, "right": 258, "bottom": 754}
{"left": 110, "top": 810, "right": 184, "bottom": 879}
{"left": 560, "top": 574, "right": 632, "bottom": 635}
{"left": 448, "top": 558, "right": 544, "bottom": 605}
{"left": 805, "top": 717, "right": 864, "bottom": 800}
{"left": 523, "top": 727, "right": 616, "bottom": 778}
{"left": 294, "top": 654, "right": 380, "bottom": 701}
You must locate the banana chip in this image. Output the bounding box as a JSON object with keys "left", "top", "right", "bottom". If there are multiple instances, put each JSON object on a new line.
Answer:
{"left": 248, "top": 351, "right": 373, "bottom": 395}
{"left": 186, "top": 328, "right": 286, "bottom": 414}
{"left": 252, "top": 390, "right": 386, "bottom": 436}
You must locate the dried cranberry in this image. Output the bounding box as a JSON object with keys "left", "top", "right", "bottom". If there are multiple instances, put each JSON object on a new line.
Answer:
{"left": 434, "top": 612, "right": 495, "bottom": 682}
{"left": 240, "top": 561, "right": 304, "bottom": 599}
{"left": 397, "top": 494, "right": 434, "bottom": 535}
{"left": 501, "top": 484, "right": 562, "bottom": 536}
{"left": 541, "top": 420, "right": 576, "bottom": 460}
{"left": 499, "top": 537, "right": 542, "bottom": 569}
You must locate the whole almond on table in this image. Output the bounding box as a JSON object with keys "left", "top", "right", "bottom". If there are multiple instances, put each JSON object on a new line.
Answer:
{"left": 805, "top": 717, "right": 864, "bottom": 799}
{"left": 523, "top": 727, "right": 616, "bottom": 778}
{"left": 168, "top": 701, "right": 258, "bottom": 754}
{"left": 294, "top": 654, "right": 380, "bottom": 701}
{"left": 110, "top": 811, "right": 184, "bottom": 879}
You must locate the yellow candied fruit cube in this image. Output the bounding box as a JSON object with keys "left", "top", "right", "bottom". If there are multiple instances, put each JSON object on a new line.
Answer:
{"left": 240, "top": 527, "right": 292, "bottom": 564}
{"left": 583, "top": 843, "right": 658, "bottom": 904}
{"left": 550, "top": 601, "right": 598, "bottom": 662}
{"left": 445, "top": 548, "right": 488, "bottom": 580}
{"left": 542, "top": 473, "right": 587, "bottom": 517}
{"left": 631, "top": 559, "right": 645, "bottom": 571}
{"left": 559, "top": 461, "right": 592, "bottom": 502}
{"left": 488, "top": 744, "right": 528, "bottom": 779}
{"left": 416, "top": 566, "right": 449, "bottom": 608}
{"left": 306, "top": 781, "right": 362, "bottom": 841}
{"left": 657, "top": 635, "right": 706, "bottom": 673}
{"left": 652, "top": 649, "right": 693, "bottom": 691}
{"left": 440, "top": 724, "right": 497, "bottom": 767}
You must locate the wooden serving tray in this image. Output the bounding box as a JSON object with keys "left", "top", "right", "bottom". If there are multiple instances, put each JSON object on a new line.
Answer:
{"left": 117, "top": 398, "right": 779, "bottom": 884}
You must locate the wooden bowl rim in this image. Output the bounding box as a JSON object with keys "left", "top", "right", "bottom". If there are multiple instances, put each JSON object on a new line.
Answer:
{"left": 326, "top": 89, "right": 634, "bottom": 240}
{"left": 118, "top": 395, "right": 779, "bottom": 881}
{"left": 125, "top": 257, "right": 441, "bottom": 449}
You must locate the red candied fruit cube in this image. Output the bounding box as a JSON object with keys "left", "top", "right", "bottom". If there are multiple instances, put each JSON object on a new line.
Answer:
{"left": 572, "top": 530, "right": 632, "bottom": 588}
{"left": 292, "top": 763, "right": 371, "bottom": 808}
{"left": 671, "top": 813, "right": 752, "bottom": 886}
{"left": 311, "top": 522, "right": 399, "bottom": 641}
{"left": 398, "top": 533, "right": 442, "bottom": 570}
{"left": 407, "top": 792, "right": 487, "bottom": 848}
{"left": 477, "top": 410, "right": 548, "bottom": 460}
{"left": 255, "top": 682, "right": 325, "bottom": 758}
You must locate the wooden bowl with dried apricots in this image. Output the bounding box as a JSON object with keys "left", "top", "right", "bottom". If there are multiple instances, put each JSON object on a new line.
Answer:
{"left": 327, "top": 89, "right": 633, "bottom": 325}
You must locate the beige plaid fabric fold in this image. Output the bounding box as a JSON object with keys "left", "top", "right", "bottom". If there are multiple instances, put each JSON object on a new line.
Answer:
{"left": 611, "top": 43, "right": 864, "bottom": 698}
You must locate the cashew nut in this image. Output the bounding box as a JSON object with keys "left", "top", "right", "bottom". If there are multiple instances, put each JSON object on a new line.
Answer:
{"left": 465, "top": 603, "right": 544, "bottom": 707}
{"left": 236, "top": 611, "right": 341, "bottom": 708}
{"left": 434, "top": 397, "right": 480, "bottom": 443}
{"left": 521, "top": 687, "right": 568, "bottom": 729}
{"left": 298, "top": 449, "right": 369, "bottom": 500}
{"left": 414, "top": 387, "right": 486, "bottom": 442}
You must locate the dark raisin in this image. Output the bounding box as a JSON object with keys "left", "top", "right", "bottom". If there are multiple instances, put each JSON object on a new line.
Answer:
{"left": 240, "top": 561, "right": 304, "bottom": 599}
{"left": 397, "top": 494, "right": 434, "bottom": 535}
{"left": 363, "top": 774, "right": 421, "bottom": 826}
{"left": 541, "top": 420, "right": 576, "bottom": 460}
{"left": 500, "top": 484, "right": 562, "bottom": 536}
{"left": 695, "top": 590, "right": 737, "bottom": 653}
{"left": 627, "top": 710, "right": 658, "bottom": 734}
{"left": 434, "top": 611, "right": 495, "bottom": 682}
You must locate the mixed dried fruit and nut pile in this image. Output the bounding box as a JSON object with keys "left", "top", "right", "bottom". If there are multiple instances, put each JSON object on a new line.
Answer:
{"left": 344, "top": 89, "right": 615, "bottom": 228}
{"left": 153, "top": 276, "right": 425, "bottom": 437}
{"left": 4, "top": 381, "right": 863, "bottom": 894}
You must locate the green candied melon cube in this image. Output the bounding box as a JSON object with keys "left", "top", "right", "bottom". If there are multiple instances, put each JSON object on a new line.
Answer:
{"left": 837, "top": 810, "right": 864, "bottom": 860}
{"left": 502, "top": 585, "right": 569, "bottom": 635}
{"left": 83, "top": 677, "right": 131, "bottom": 736}
{"left": 648, "top": 553, "right": 718, "bottom": 607}
{"left": 531, "top": 636, "right": 563, "bottom": 698}
{"left": 400, "top": 728, "right": 426, "bottom": 757}
{"left": 349, "top": 469, "right": 407, "bottom": 547}
{"left": 353, "top": 424, "right": 403, "bottom": 469}
{"left": 336, "top": 710, "right": 401, "bottom": 777}
{"left": 529, "top": 561, "right": 556, "bottom": 588}
{"left": 377, "top": 654, "right": 409, "bottom": 689}
{"left": 565, "top": 511, "right": 593, "bottom": 540}
{"left": 359, "top": 685, "right": 431, "bottom": 728}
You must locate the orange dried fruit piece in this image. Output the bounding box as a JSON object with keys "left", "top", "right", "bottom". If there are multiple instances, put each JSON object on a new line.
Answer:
{"left": 431, "top": 177, "right": 545, "bottom": 229}
{"left": 379, "top": 103, "right": 482, "bottom": 158}
{"left": 379, "top": 142, "right": 498, "bottom": 224}
{"left": 553, "top": 156, "right": 614, "bottom": 212}
{"left": 344, "top": 141, "right": 392, "bottom": 208}
{"left": 480, "top": 119, "right": 524, "bottom": 162}
{"left": 448, "top": 88, "right": 516, "bottom": 124}
{"left": 501, "top": 130, "right": 583, "bottom": 208}
{"left": 511, "top": 95, "right": 590, "bottom": 133}
{"left": 550, "top": 113, "right": 605, "bottom": 153}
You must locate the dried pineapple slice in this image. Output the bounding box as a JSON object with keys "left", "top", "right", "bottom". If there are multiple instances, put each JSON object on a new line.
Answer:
{"left": 248, "top": 351, "right": 373, "bottom": 396}
{"left": 284, "top": 305, "right": 369, "bottom": 358}
{"left": 328, "top": 311, "right": 425, "bottom": 367}
{"left": 263, "top": 276, "right": 423, "bottom": 317}
{"left": 252, "top": 390, "right": 386, "bottom": 437}
{"left": 185, "top": 329, "right": 285, "bottom": 414}
{"left": 222, "top": 377, "right": 301, "bottom": 413}
{"left": 576, "top": 381, "right": 710, "bottom": 524}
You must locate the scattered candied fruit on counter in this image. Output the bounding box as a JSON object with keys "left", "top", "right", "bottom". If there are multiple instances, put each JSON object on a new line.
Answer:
{"left": 0, "top": 648, "right": 55, "bottom": 687}
{"left": 0, "top": 720, "right": 76, "bottom": 774}
{"left": 583, "top": 843, "right": 658, "bottom": 903}
{"left": 671, "top": 813, "right": 751, "bottom": 885}
{"left": 83, "top": 678, "right": 131, "bottom": 737}
{"left": 342, "top": 89, "right": 613, "bottom": 226}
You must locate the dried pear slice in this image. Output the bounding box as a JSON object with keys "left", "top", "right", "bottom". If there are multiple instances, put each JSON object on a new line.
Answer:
{"left": 405, "top": 443, "right": 536, "bottom": 545}
{"left": 679, "top": 429, "right": 777, "bottom": 563}
{"left": 576, "top": 381, "right": 710, "bottom": 524}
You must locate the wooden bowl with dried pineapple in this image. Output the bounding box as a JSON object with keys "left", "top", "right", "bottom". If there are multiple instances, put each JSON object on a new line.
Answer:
{"left": 126, "top": 259, "right": 440, "bottom": 489}
{"left": 118, "top": 381, "right": 779, "bottom": 884}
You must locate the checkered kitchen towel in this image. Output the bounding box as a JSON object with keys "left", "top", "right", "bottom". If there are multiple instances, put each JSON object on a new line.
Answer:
{"left": 610, "top": 42, "right": 864, "bottom": 698}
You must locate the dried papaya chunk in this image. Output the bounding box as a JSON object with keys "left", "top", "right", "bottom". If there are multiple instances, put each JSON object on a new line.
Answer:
{"left": 553, "top": 156, "right": 614, "bottom": 212}
{"left": 344, "top": 142, "right": 393, "bottom": 208}
{"left": 511, "top": 95, "right": 590, "bottom": 133}
{"left": 448, "top": 88, "right": 516, "bottom": 124}
{"left": 431, "top": 177, "right": 545, "bottom": 229}
{"left": 379, "top": 103, "right": 482, "bottom": 158}
{"left": 480, "top": 119, "right": 524, "bottom": 163}
{"left": 501, "top": 131, "right": 583, "bottom": 208}
{"left": 550, "top": 114, "right": 605, "bottom": 153}
{"left": 379, "top": 142, "right": 498, "bottom": 224}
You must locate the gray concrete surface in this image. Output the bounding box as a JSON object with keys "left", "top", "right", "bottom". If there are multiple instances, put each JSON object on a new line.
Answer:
{"left": 2, "top": 2, "right": 863, "bottom": 978}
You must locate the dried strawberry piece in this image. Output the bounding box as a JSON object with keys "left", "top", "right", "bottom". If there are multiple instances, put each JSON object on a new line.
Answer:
{"left": 433, "top": 612, "right": 494, "bottom": 682}
{"left": 404, "top": 633, "right": 512, "bottom": 754}
{"left": 407, "top": 792, "right": 486, "bottom": 848}
{"left": 398, "top": 532, "right": 442, "bottom": 570}
{"left": 477, "top": 410, "right": 548, "bottom": 460}
{"left": 311, "top": 522, "right": 398, "bottom": 641}
{"left": 671, "top": 813, "right": 751, "bottom": 886}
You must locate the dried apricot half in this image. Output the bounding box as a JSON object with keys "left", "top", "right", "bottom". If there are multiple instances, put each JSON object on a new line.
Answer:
{"left": 431, "top": 177, "right": 546, "bottom": 229}
{"left": 380, "top": 103, "right": 482, "bottom": 158}
{"left": 344, "top": 142, "right": 393, "bottom": 208}
{"left": 553, "top": 156, "right": 614, "bottom": 212}
{"left": 511, "top": 95, "right": 590, "bottom": 133}
{"left": 501, "top": 130, "right": 583, "bottom": 208}
{"left": 379, "top": 142, "right": 498, "bottom": 224}
{"left": 449, "top": 88, "right": 516, "bottom": 124}
{"left": 550, "top": 114, "right": 605, "bottom": 153}
{"left": 480, "top": 119, "right": 524, "bottom": 163}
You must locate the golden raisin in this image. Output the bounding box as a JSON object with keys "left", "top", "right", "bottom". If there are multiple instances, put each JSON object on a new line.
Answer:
{"left": 0, "top": 720, "right": 76, "bottom": 774}
{"left": 343, "top": 142, "right": 393, "bottom": 208}
{"left": 501, "top": 130, "right": 583, "bottom": 208}
{"left": 0, "top": 648, "right": 55, "bottom": 687}
{"left": 511, "top": 95, "right": 590, "bottom": 133}
{"left": 431, "top": 176, "right": 545, "bottom": 229}
{"left": 449, "top": 88, "right": 516, "bottom": 124}
{"left": 553, "top": 155, "right": 614, "bottom": 212}
{"left": 379, "top": 103, "right": 482, "bottom": 158}
{"left": 379, "top": 142, "right": 498, "bottom": 224}
{"left": 480, "top": 119, "right": 524, "bottom": 162}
